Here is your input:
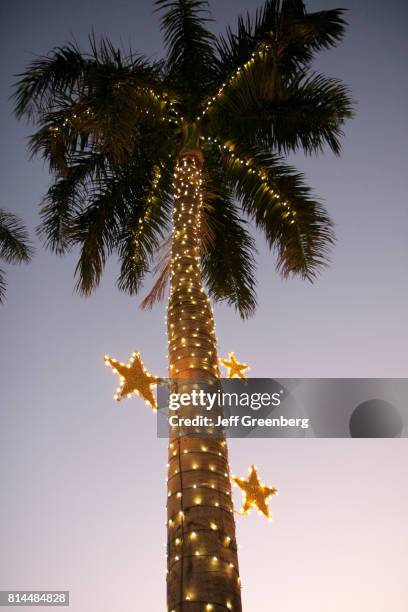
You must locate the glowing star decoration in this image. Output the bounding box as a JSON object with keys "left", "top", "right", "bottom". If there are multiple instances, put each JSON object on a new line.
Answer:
{"left": 219, "top": 352, "right": 250, "bottom": 379}
{"left": 233, "top": 465, "right": 277, "bottom": 520}
{"left": 104, "top": 352, "right": 160, "bottom": 410}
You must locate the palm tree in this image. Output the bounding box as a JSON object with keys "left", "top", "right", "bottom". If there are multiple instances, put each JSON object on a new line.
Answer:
{"left": 14, "top": 0, "right": 352, "bottom": 609}
{"left": 0, "top": 209, "right": 33, "bottom": 303}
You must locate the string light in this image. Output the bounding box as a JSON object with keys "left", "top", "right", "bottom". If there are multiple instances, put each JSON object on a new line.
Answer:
{"left": 166, "top": 152, "right": 241, "bottom": 612}
{"left": 52, "top": 87, "right": 181, "bottom": 145}
{"left": 167, "top": 154, "right": 221, "bottom": 378}
{"left": 197, "top": 42, "right": 273, "bottom": 122}
{"left": 201, "top": 136, "right": 298, "bottom": 227}
{"left": 133, "top": 165, "right": 162, "bottom": 253}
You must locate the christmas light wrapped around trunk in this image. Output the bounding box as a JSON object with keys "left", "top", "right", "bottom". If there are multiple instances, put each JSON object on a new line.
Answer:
{"left": 166, "top": 150, "right": 242, "bottom": 612}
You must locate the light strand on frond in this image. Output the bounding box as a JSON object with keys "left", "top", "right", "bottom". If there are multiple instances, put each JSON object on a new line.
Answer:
{"left": 202, "top": 136, "right": 297, "bottom": 227}
{"left": 197, "top": 43, "right": 272, "bottom": 122}
{"left": 133, "top": 165, "right": 163, "bottom": 254}
{"left": 145, "top": 88, "right": 181, "bottom": 125}
{"left": 48, "top": 87, "right": 180, "bottom": 138}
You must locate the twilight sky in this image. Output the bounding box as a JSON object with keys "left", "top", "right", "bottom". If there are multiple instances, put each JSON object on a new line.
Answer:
{"left": 0, "top": 1, "right": 407, "bottom": 610}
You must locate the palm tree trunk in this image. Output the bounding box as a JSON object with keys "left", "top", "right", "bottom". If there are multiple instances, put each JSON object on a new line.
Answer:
{"left": 166, "top": 149, "right": 243, "bottom": 612}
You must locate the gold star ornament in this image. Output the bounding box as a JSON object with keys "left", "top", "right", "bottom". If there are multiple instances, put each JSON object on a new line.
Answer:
{"left": 104, "top": 352, "right": 160, "bottom": 411}
{"left": 219, "top": 352, "right": 250, "bottom": 379}
{"left": 233, "top": 465, "right": 278, "bottom": 520}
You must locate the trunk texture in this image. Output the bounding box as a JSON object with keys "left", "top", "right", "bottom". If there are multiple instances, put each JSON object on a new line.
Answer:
{"left": 166, "top": 150, "right": 243, "bottom": 612}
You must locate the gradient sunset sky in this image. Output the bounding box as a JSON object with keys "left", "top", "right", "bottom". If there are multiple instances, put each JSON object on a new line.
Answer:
{"left": 1, "top": 1, "right": 407, "bottom": 610}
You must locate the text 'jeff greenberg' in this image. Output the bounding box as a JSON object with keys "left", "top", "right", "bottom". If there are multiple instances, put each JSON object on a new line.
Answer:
{"left": 167, "top": 390, "right": 309, "bottom": 430}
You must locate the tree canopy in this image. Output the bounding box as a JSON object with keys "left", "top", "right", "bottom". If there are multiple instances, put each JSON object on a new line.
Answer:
{"left": 14, "top": 0, "right": 353, "bottom": 317}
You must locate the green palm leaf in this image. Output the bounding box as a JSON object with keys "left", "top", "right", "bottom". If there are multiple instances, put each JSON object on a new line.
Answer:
{"left": 0, "top": 209, "right": 33, "bottom": 303}
{"left": 207, "top": 67, "right": 353, "bottom": 155}
{"left": 201, "top": 152, "right": 257, "bottom": 317}
{"left": 214, "top": 0, "right": 347, "bottom": 81}
{"left": 213, "top": 141, "right": 334, "bottom": 279}
{"left": 155, "top": 0, "right": 217, "bottom": 105}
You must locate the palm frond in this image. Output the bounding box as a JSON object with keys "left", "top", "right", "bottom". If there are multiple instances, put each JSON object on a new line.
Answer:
{"left": 51, "top": 154, "right": 175, "bottom": 297}
{"left": 0, "top": 209, "right": 33, "bottom": 264}
{"left": 13, "top": 43, "right": 89, "bottom": 120}
{"left": 0, "top": 268, "right": 6, "bottom": 304}
{"left": 155, "top": 0, "right": 216, "bottom": 105}
{"left": 116, "top": 160, "right": 174, "bottom": 295}
{"left": 263, "top": 73, "right": 353, "bottom": 155}
{"left": 199, "top": 150, "right": 257, "bottom": 317}
{"left": 0, "top": 209, "right": 33, "bottom": 304}
{"left": 71, "top": 177, "right": 126, "bottom": 295}
{"left": 33, "top": 75, "right": 178, "bottom": 297}
{"left": 37, "top": 153, "right": 109, "bottom": 254}
{"left": 15, "top": 35, "right": 178, "bottom": 170}
{"left": 213, "top": 141, "right": 334, "bottom": 279}
{"left": 214, "top": 1, "right": 347, "bottom": 82}
{"left": 140, "top": 236, "right": 172, "bottom": 309}
{"left": 26, "top": 68, "right": 177, "bottom": 167}
{"left": 13, "top": 36, "right": 164, "bottom": 119}
{"left": 207, "top": 69, "right": 354, "bottom": 156}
